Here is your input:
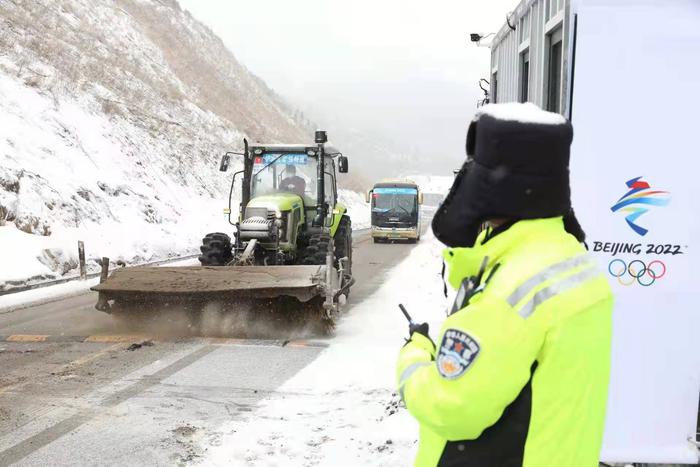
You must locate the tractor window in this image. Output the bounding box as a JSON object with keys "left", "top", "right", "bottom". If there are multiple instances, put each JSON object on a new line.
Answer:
{"left": 252, "top": 153, "right": 317, "bottom": 204}
{"left": 324, "top": 170, "right": 336, "bottom": 206}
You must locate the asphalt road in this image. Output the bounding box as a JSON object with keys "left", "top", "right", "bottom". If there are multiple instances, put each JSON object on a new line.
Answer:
{"left": 0, "top": 227, "right": 427, "bottom": 466}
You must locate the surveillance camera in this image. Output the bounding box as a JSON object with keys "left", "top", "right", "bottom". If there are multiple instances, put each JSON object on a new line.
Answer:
{"left": 470, "top": 33, "right": 482, "bottom": 43}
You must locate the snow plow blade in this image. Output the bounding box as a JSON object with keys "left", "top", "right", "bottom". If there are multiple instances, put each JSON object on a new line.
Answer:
{"left": 91, "top": 265, "right": 327, "bottom": 312}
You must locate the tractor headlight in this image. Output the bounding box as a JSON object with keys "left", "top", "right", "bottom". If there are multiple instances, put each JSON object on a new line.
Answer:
{"left": 275, "top": 210, "right": 282, "bottom": 219}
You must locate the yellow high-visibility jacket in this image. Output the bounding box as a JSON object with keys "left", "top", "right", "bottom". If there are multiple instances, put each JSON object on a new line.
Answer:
{"left": 397, "top": 217, "right": 613, "bottom": 467}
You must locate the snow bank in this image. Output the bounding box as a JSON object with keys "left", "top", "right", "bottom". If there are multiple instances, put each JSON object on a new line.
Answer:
{"left": 204, "top": 233, "right": 449, "bottom": 466}
{"left": 339, "top": 189, "right": 370, "bottom": 229}
{"left": 475, "top": 102, "right": 567, "bottom": 125}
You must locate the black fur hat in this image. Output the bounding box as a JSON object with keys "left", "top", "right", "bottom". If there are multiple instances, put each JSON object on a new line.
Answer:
{"left": 433, "top": 103, "right": 577, "bottom": 248}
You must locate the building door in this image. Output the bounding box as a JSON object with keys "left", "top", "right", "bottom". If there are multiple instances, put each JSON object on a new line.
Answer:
{"left": 520, "top": 49, "right": 530, "bottom": 103}
{"left": 491, "top": 71, "right": 498, "bottom": 104}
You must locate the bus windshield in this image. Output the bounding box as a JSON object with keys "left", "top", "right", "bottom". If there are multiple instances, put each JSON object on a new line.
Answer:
{"left": 372, "top": 187, "right": 418, "bottom": 216}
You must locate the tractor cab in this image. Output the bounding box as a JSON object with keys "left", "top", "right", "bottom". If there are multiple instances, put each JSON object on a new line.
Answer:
{"left": 248, "top": 146, "right": 340, "bottom": 217}
{"left": 216, "top": 131, "right": 351, "bottom": 268}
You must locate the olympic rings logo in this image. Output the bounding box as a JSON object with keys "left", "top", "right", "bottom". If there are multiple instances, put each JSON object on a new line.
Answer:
{"left": 608, "top": 259, "right": 667, "bottom": 287}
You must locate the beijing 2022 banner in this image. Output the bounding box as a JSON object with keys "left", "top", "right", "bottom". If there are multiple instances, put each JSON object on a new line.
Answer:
{"left": 569, "top": 0, "right": 700, "bottom": 463}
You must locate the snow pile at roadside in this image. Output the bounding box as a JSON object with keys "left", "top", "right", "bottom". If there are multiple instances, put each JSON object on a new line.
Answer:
{"left": 204, "top": 233, "right": 448, "bottom": 466}
{"left": 339, "top": 189, "right": 370, "bottom": 229}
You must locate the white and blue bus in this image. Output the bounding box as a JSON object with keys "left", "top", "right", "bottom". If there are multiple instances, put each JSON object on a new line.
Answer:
{"left": 366, "top": 180, "right": 423, "bottom": 243}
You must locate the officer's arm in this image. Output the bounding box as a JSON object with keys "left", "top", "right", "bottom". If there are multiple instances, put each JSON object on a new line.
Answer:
{"left": 396, "top": 295, "right": 545, "bottom": 441}
{"left": 396, "top": 332, "right": 436, "bottom": 399}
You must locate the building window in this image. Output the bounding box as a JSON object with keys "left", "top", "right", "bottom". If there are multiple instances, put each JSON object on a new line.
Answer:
{"left": 520, "top": 49, "right": 530, "bottom": 103}
{"left": 491, "top": 71, "right": 498, "bottom": 104}
{"left": 546, "top": 27, "right": 563, "bottom": 113}
{"left": 519, "top": 12, "right": 530, "bottom": 44}
{"left": 547, "top": 0, "right": 563, "bottom": 22}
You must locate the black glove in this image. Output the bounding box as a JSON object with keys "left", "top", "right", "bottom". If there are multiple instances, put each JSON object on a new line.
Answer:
{"left": 409, "top": 322, "right": 430, "bottom": 338}
{"left": 404, "top": 322, "right": 435, "bottom": 351}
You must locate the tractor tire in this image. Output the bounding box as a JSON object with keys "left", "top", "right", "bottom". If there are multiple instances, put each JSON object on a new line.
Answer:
{"left": 334, "top": 216, "right": 352, "bottom": 275}
{"left": 298, "top": 232, "right": 331, "bottom": 265}
{"left": 198, "top": 232, "right": 233, "bottom": 266}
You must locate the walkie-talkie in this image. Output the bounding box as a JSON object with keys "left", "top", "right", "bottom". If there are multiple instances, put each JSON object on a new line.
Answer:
{"left": 398, "top": 303, "right": 415, "bottom": 327}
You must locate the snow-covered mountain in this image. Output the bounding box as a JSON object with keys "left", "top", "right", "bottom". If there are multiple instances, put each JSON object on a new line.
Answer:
{"left": 0, "top": 0, "right": 367, "bottom": 288}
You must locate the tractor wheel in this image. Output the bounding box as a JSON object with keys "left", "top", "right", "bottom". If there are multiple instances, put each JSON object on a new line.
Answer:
{"left": 334, "top": 216, "right": 352, "bottom": 275}
{"left": 198, "top": 232, "right": 233, "bottom": 266}
{"left": 298, "top": 232, "right": 331, "bottom": 265}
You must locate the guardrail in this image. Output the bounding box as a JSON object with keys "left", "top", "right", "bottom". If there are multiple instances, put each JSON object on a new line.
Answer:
{"left": 0, "top": 228, "right": 373, "bottom": 298}
{"left": 0, "top": 254, "right": 201, "bottom": 297}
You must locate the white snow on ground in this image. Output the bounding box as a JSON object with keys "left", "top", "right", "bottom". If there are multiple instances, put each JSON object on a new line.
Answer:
{"left": 203, "top": 232, "right": 449, "bottom": 466}
{"left": 0, "top": 277, "right": 100, "bottom": 313}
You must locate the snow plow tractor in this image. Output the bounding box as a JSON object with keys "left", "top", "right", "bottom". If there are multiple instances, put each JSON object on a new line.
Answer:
{"left": 91, "top": 130, "right": 354, "bottom": 332}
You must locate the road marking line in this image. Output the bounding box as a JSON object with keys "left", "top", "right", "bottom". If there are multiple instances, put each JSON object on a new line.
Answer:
{"left": 207, "top": 337, "right": 247, "bottom": 345}
{"left": 6, "top": 334, "right": 49, "bottom": 342}
{"left": 0, "top": 343, "right": 126, "bottom": 396}
{"left": 65, "top": 342, "right": 127, "bottom": 367}
{"left": 0, "top": 345, "right": 216, "bottom": 465}
{"left": 286, "top": 340, "right": 329, "bottom": 348}
{"left": 84, "top": 334, "right": 149, "bottom": 343}
{"left": 0, "top": 334, "right": 329, "bottom": 347}
{"left": 286, "top": 340, "right": 309, "bottom": 347}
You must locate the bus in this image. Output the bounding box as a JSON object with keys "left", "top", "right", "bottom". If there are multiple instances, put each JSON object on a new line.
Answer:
{"left": 366, "top": 179, "right": 423, "bottom": 243}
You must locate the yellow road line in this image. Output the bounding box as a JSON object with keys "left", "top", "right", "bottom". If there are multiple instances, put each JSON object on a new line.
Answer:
{"left": 0, "top": 342, "right": 126, "bottom": 396}
{"left": 84, "top": 334, "right": 149, "bottom": 343}
{"left": 66, "top": 342, "right": 127, "bottom": 367}
{"left": 207, "top": 337, "right": 247, "bottom": 345}
{"left": 7, "top": 335, "right": 49, "bottom": 342}
{"left": 286, "top": 340, "right": 309, "bottom": 347}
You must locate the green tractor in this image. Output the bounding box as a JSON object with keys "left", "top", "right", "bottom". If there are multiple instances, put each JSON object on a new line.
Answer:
{"left": 203, "top": 130, "right": 353, "bottom": 276}
{"left": 92, "top": 131, "right": 354, "bottom": 329}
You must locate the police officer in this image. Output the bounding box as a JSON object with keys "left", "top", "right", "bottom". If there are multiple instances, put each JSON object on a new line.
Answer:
{"left": 397, "top": 103, "right": 613, "bottom": 467}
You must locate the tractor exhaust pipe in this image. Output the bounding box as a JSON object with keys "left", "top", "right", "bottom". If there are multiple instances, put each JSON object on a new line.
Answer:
{"left": 313, "top": 130, "right": 327, "bottom": 227}
{"left": 241, "top": 138, "right": 251, "bottom": 213}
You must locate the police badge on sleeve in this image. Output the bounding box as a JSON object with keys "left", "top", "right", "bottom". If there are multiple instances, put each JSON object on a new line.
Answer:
{"left": 437, "top": 329, "right": 481, "bottom": 379}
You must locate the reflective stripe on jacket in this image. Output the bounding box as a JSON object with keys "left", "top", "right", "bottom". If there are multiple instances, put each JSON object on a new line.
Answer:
{"left": 397, "top": 217, "right": 613, "bottom": 467}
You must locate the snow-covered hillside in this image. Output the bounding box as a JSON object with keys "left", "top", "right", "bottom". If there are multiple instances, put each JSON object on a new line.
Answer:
{"left": 0, "top": 0, "right": 365, "bottom": 289}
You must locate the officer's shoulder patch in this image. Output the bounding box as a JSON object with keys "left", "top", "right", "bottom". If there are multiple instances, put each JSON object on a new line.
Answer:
{"left": 436, "top": 329, "right": 480, "bottom": 379}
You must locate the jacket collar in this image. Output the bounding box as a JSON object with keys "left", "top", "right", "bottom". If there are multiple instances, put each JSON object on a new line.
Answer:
{"left": 442, "top": 217, "right": 565, "bottom": 290}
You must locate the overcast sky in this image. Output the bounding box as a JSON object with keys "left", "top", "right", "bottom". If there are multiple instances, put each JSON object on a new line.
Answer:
{"left": 178, "top": 0, "right": 517, "bottom": 174}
